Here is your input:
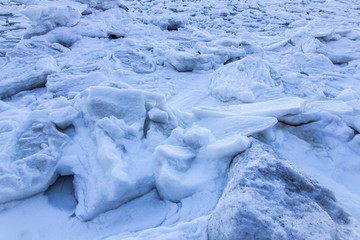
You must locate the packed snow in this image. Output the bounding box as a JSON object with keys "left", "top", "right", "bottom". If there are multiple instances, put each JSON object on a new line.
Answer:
{"left": 0, "top": 0, "right": 360, "bottom": 239}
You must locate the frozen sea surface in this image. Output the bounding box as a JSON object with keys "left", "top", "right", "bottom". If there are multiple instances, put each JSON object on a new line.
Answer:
{"left": 0, "top": 0, "right": 360, "bottom": 239}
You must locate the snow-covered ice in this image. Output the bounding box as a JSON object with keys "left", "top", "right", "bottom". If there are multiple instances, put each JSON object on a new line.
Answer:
{"left": 0, "top": 0, "right": 360, "bottom": 239}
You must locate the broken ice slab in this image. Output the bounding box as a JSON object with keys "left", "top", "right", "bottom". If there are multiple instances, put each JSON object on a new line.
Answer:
{"left": 0, "top": 56, "right": 59, "bottom": 99}
{"left": 49, "top": 106, "right": 79, "bottom": 130}
{"left": 280, "top": 100, "right": 355, "bottom": 126}
{"left": 304, "top": 100, "right": 354, "bottom": 115}
{"left": 193, "top": 116, "right": 277, "bottom": 139}
{"left": 0, "top": 110, "right": 69, "bottom": 204}
{"left": 193, "top": 97, "right": 307, "bottom": 119}
{"left": 86, "top": 86, "right": 147, "bottom": 126}
{"left": 209, "top": 56, "right": 282, "bottom": 102}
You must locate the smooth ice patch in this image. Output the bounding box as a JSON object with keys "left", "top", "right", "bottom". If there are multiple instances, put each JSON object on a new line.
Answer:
{"left": 194, "top": 116, "right": 277, "bottom": 139}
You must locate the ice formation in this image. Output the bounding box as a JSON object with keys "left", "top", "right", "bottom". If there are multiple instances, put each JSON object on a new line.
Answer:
{"left": 0, "top": 0, "right": 360, "bottom": 239}
{"left": 208, "top": 140, "right": 360, "bottom": 240}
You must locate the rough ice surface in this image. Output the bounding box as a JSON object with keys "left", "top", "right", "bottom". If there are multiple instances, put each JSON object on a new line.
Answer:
{"left": 210, "top": 56, "right": 282, "bottom": 102}
{"left": 0, "top": 0, "right": 360, "bottom": 239}
{"left": 0, "top": 110, "right": 69, "bottom": 203}
{"left": 208, "top": 140, "right": 360, "bottom": 240}
{"left": 21, "top": 1, "right": 87, "bottom": 38}
{"left": 0, "top": 56, "right": 59, "bottom": 99}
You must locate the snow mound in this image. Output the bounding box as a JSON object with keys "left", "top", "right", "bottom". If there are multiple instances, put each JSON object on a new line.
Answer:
{"left": 208, "top": 140, "right": 360, "bottom": 240}
{"left": 210, "top": 56, "right": 282, "bottom": 102}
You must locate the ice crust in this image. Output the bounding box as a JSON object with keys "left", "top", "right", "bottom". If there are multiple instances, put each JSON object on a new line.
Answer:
{"left": 1, "top": 0, "right": 360, "bottom": 239}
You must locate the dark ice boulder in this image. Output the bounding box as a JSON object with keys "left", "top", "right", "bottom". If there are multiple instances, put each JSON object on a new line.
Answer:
{"left": 208, "top": 140, "right": 360, "bottom": 240}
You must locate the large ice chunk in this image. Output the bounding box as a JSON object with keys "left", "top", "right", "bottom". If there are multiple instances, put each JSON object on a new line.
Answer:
{"left": 56, "top": 87, "right": 179, "bottom": 220}
{"left": 193, "top": 116, "right": 277, "bottom": 139}
{"left": 113, "top": 49, "right": 156, "bottom": 73}
{"left": 22, "top": 1, "right": 87, "bottom": 38}
{"left": 154, "top": 126, "right": 250, "bottom": 202}
{"left": 280, "top": 100, "right": 354, "bottom": 126}
{"left": 73, "top": 122, "right": 155, "bottom": 221}
{"left": 210, "top": 56, "right": 282, "bottom": 102}
{"left": 208, "top": 140, "right": 360, "bottom": 240}
{"left": 0, "top": 56, "right": 59, "bottom": 99}
{"left": 283, "top": 52, "right": 333, "bottom": 75}
{"left": 0, "top": 111, "right": 69, "bottom": 204}
{"left": 193, "top": 97, "right": 306, "bottom": 119}
{"left": 49, "top": 106, "right": 79, "bottom": 129}
{"left": 86, "top": 86, "right": 147, "bottom": 126}
{"left": 155, "top": 145, "right": 196, "bottom": 172}
{"left": 47, "top": 71, "right": 108, "bottom": 97}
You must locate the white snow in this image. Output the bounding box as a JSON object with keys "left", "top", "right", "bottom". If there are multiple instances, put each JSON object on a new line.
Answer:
{"left": 0, "top": 0, "right": 360, "bottom": 239}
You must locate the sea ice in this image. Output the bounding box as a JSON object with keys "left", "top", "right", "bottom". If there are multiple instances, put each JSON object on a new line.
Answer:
{"left": 22, "top": 1, "right": 87, "bottom": 39}
{"left": 0, "top": 56, "right": 59, "bottom": 99}
{"left": 193, "top": 116, "right": 277, "bottom": 139}
{"left": 1, "top": 0, "right": 360, "bottom": 238}
{"left": 193, "top": 97, "right": 306, "bottom": 119}
{"left": 0, "top": 110, "right": 69, "bottom": 204}
{"left": 210, "top": 56, "right": 282, "bottom": 102}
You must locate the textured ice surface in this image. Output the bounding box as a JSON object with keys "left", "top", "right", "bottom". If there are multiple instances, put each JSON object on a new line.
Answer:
{"left": 208, "top": 140, "right": 360, "bottom": 240}
{"left": 210, "top": 56, "right": 282, "bottom": 102}
{"left": 1, "top": 0, "right": 360, "bottom": 239}
{"left": 0, "top": 110, "right": 69, "bottom": 203}
{"left": 0, "top": 56, "right": 59, "bottom": 99}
